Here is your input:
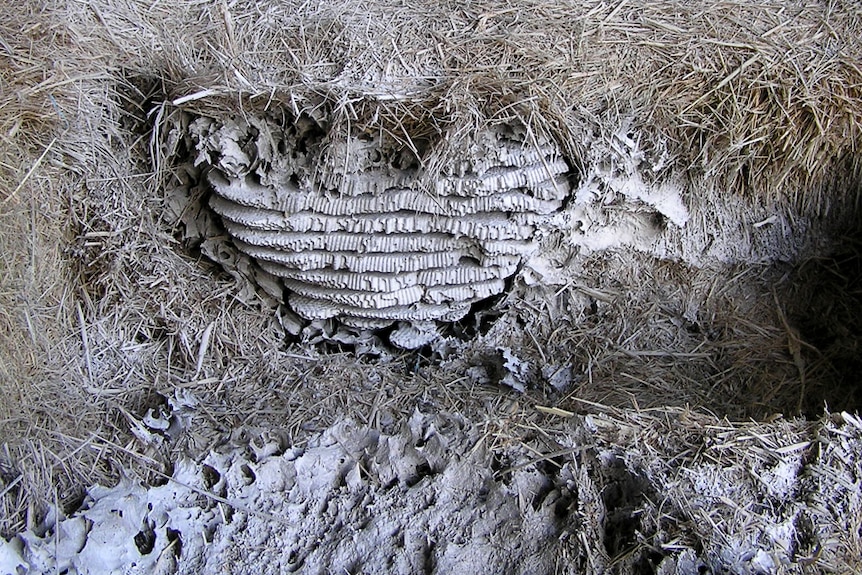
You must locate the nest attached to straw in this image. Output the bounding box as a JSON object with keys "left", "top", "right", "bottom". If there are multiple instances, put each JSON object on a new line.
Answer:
{"left": 1, "top": 0, "right": 861, "bottom": 571}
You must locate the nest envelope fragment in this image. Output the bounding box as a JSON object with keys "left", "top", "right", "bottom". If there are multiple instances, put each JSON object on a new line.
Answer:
{"left": 194, "top": 114, "right": 571, "bottom": 348}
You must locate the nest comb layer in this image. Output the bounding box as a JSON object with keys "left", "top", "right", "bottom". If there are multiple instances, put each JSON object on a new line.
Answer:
{"left": 191, "top": 115, "right": 570, "bottom": 347}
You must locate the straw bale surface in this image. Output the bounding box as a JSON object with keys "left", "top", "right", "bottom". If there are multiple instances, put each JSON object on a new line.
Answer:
{"left": 1, "top": 0, "right": 861, "bottom": 572}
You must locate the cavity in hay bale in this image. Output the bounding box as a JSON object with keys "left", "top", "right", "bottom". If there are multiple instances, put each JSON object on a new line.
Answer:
{"left": 190, "top": 113, "right": 571, "bottom": 348}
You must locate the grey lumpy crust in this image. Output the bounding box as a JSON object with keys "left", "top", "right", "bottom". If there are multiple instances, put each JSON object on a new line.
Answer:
{"left": 193, "top": 116, "right": 571, "bottom": 347}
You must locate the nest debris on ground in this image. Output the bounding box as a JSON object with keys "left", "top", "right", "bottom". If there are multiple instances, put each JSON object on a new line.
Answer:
{"left": 1, "top": 0, "right": 861, "bottom": 571}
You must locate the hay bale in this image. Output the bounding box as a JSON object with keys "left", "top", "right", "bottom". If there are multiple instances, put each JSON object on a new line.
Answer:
{"left": 1, "top": 0, "right": 861, "bottom": 572}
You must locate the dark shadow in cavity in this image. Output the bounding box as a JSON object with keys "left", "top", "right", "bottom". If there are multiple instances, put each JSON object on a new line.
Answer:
{"left": 779, "top": 229, "right": 862, "bottom": 417}
{"left": 600, "top": 454, "right": 656, "bottom": 564}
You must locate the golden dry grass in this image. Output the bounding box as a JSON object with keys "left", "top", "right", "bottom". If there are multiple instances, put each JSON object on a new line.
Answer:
{"left": 135, "top": 0, "right": 862, "bottom": 201}
{"left": 0, "top": 1, "right": 861, "bottom": 569}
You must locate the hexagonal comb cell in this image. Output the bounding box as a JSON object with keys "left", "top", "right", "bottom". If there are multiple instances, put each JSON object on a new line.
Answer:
{"left": 188, "top": 112, "right": 571, "bottom": 348}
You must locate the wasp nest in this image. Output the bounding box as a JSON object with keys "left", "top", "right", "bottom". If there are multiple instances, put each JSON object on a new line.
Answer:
{"left": 189, "top": 113, "right": 570, "bottom": 348}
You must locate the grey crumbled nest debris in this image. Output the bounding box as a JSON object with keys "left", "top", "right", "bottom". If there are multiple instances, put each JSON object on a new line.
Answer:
{"left": 4, "top": 407, "right": 862, "bottom": 574}
{"left": 1, "top": 0, "right": 862, "bottom": 572}
{"left": 179, "top": 113, "right": 571, "bottom": 349}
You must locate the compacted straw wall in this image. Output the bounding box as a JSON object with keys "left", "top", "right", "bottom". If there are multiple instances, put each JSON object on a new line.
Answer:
{"left": 1, "top": 0, "right": 861, "bottom": 571}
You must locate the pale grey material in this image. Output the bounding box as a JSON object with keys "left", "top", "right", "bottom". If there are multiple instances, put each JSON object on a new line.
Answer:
{"left": 389, "top": 321, "right": 439, "bottom": 349}
{"left": 210, "top": 195, "right": 539, "bottom": 240}
{"left": 257, "top": 261, "right": 519, "bottom": 292}
{"left": 209, "top": 172, "right": 564, "bottom": 216}
{"left": 339, "top": 316, "right": 394, "bottom": 330}
{"left": 3, "top": 413, "right": 572, "bottom": 574}
{"left": 242, "top": 241, "right": 520, "bottom": 274}
{"left": 225, "top": 226, "right": 531, "bottom": 256}
{"left": 281, "top": 277, "right": 505, "bottom": 309}
{"left": 196, "top": 120, "right": 572, "bottom": 345}
{"left": 282, "top": 279, "right": 426, "bottom": 308}
{"left": 433, "top": 159, "right": 570, "bottom": 197}
{"left": 287, "top": 293, "right": 475, "bottom": 322}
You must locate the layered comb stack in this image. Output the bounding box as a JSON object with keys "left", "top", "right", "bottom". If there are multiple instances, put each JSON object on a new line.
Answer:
{"left": 195, "top": 117, "right": 569, "bottom": 348}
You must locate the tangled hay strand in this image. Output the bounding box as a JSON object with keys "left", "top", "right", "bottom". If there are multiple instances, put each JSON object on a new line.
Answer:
{"left": 0, "top": 0, "right": 860, "bottom": 568}
{"left": 0, "top": 2, "right": 89, "bottom": 535}
{"left": 575, "top": 406, "right": 862, "bottom": 573}
{"left": 114, "top": 0, "right": 862, "bottom": 201}
{"left": 6, "top": 400, "right": 862, "bottom": 573}
{"left": 0, "top": 0, "right": 173, "bottom": 537}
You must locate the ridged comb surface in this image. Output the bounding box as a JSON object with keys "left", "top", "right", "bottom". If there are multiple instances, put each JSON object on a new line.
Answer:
{"left": 193, "top": 116, "right": 570, "bottom": 347}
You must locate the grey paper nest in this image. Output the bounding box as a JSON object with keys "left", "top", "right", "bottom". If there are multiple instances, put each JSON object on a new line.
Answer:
{"left": 192, "top": 114, "right": 571, "bottom": 348}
